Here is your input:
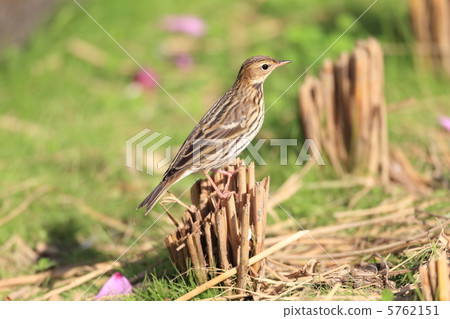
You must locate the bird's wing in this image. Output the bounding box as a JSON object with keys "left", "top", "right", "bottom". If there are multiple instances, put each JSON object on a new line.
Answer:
{"left": 163, "top": 93, "right": 249, "bottom": 177}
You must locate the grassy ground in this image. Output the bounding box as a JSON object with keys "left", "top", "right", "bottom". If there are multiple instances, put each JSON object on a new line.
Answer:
{"left": 0, "top": 0, "right": 449, "bottom": 300}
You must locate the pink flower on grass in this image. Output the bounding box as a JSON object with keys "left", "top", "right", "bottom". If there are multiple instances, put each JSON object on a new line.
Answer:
{"left": 133, "top": 68, "right": 159, "bottom": 90}
{"left": 95, "top": 272, "right": 132, "bottom": 300}
{"left": 162, "top": 15, "right": 206, "bottom": 37}
{"left": 439, "top": 115, "right": 450, "bottom": 132}
{"left": 174, "top": 53, "right": 194, "bottom": 70}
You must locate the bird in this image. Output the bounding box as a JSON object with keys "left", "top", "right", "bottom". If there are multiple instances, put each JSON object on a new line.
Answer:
{"left": 138, "top": 55, "right": 291, "bottom": 215}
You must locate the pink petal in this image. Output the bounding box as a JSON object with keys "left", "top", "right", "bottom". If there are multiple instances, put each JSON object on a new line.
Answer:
{"left": 95, "top": 272, "right": 132, "bottom": 300}
{"left": 439, "top": 115, "right": 450, "bottom": 132}
{"left": 133, "top": 68, "right": 159, "bottom": 90}
{"left": 174, "top": 53, "right": 194, "bottom": 70}
{"left": 162, "top": 15, "right": 206, "bottom": 37}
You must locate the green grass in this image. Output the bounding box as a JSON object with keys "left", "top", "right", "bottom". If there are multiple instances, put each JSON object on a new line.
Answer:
{"left": 0, "top": 0, "right": 449, "bottom": 300}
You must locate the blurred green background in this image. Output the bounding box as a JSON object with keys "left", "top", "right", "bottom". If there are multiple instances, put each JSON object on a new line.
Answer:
{"left": 0, "top": 0, "right": 449, "bottom": 299}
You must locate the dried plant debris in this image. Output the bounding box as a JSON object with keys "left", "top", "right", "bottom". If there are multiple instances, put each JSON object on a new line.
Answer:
{"left": 177, "top": 194, "right": 449, "bottom": 300}
{"left": 1, "top": 168, "right": 448, "bottom": 300}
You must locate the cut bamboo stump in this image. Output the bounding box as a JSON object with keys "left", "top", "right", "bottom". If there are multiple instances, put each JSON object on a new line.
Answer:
{"left": 419, "top": 252, "right": 450, "bottom": 301}
{"left": 164, "top": 159, "right": 269, "bottom": 289}
{"left": 298, "top": 38, "right": 430, "bottom": 194}
{"left": 299, "top": 38, "right": 388, "bottom": 178}
{"left": 409, "top": 0, "right": 450, "bottom": 74}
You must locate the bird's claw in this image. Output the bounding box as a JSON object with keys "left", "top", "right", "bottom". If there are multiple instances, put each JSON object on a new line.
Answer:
{"left": 218, "top": 190, "right": 237, "bottom": 200}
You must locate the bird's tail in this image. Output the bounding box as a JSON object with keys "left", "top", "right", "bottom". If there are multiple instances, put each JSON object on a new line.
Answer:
{"left": 137, "top": 177, "right": 174, "bottom": 215}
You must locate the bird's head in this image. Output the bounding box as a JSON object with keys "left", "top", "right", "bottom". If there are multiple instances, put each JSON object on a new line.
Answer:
{"left": 235, "top": 55, "right": 291, "bottom": 86}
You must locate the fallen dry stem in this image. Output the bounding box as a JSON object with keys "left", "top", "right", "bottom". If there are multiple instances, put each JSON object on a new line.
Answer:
{"left": 34, "top": 261, "right": 123, "bottom": 301}
{"left": 175, "top": 230, "right": 309, "bottom": 301}
{"left": 335, "top": 195, "right": 415, "bottom": 218}
{"left": 0, "top": 186, "right": 51, "bottom": 227}
{"left": 60, "top": 195, "right": 134, "bottom": 235}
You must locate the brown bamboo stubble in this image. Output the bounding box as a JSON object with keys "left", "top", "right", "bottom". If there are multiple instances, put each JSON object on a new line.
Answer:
{"left": 164, "top": 159, "right": 270, "bottom": 288}
{"left": 299, "top": 38, "right": 388, "bottom": 177}
{"left": 225, "top": 194, "right": 240, "bottom": 266}
{"left": 437, "top": 252, "right": 450, "bottom": 301}
{"left": 298, "top": 38, "right": 429, "bottom": 193}
{"left": 176, "top": 229, "right": 309, "bottom": 301}
{"left": 420, "top": 252, "right": 450, "bottom": 301}
{"left": 236, "top": 197, "right": 251, "bottom": 290}
{"left": 252, "top": 177, "right": 270, "bottom": 274}
{"left": 409, "top": 0, "right": 450, "bottom": 74}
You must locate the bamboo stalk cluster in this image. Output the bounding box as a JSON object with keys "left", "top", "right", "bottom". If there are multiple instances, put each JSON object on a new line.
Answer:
{"left": 164, "top": 159, "right": 270, "bottom": 288}
{"left": 298, "top": 38, "right": 389, "bottom": 180}
{"left": 410, "top": 0, "right": 450, "bottom": 74}
{"left": 420, "top": 253, "right": 450, "bottom": 301}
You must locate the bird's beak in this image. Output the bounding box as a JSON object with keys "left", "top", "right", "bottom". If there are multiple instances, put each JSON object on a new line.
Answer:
{"left": 275, "top": 60, "right": 292, "bottom": 68}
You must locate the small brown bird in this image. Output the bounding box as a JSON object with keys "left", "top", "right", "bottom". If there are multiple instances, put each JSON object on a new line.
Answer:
{"left": 138, "top": 56, "right": 290, "bottom": 214}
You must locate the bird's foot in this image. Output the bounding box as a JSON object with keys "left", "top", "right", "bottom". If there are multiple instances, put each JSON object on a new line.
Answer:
{"left": 217, "top": 190, "right": 237, "bottom": 200}
{"left": 211, "top": 168, "right": 239, "bottom": 192}
{"left": 214, "top": 190, "right": 237, "bottom": 213}
{"left": 202, "top": 169, "right": 238, "bottom": 204}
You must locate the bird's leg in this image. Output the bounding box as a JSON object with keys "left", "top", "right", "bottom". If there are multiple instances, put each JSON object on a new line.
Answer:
{"left": 212, "top": 169, "right": 239, "bottom": 196}
{"left": 202, "top": 169, "right": 236, "bottom": 200}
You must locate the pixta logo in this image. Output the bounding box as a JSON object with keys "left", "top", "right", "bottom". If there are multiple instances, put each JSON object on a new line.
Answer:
{"left": 126, "top": 129, "right": 326, "bottom": 175}
{"left": 126, "top": 129, "right": 172, "bottom": 176}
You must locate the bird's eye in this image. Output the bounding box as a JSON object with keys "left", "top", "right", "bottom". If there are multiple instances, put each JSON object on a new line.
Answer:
{"left": 261, "top": 64, "right": 269, "bottom": 70}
